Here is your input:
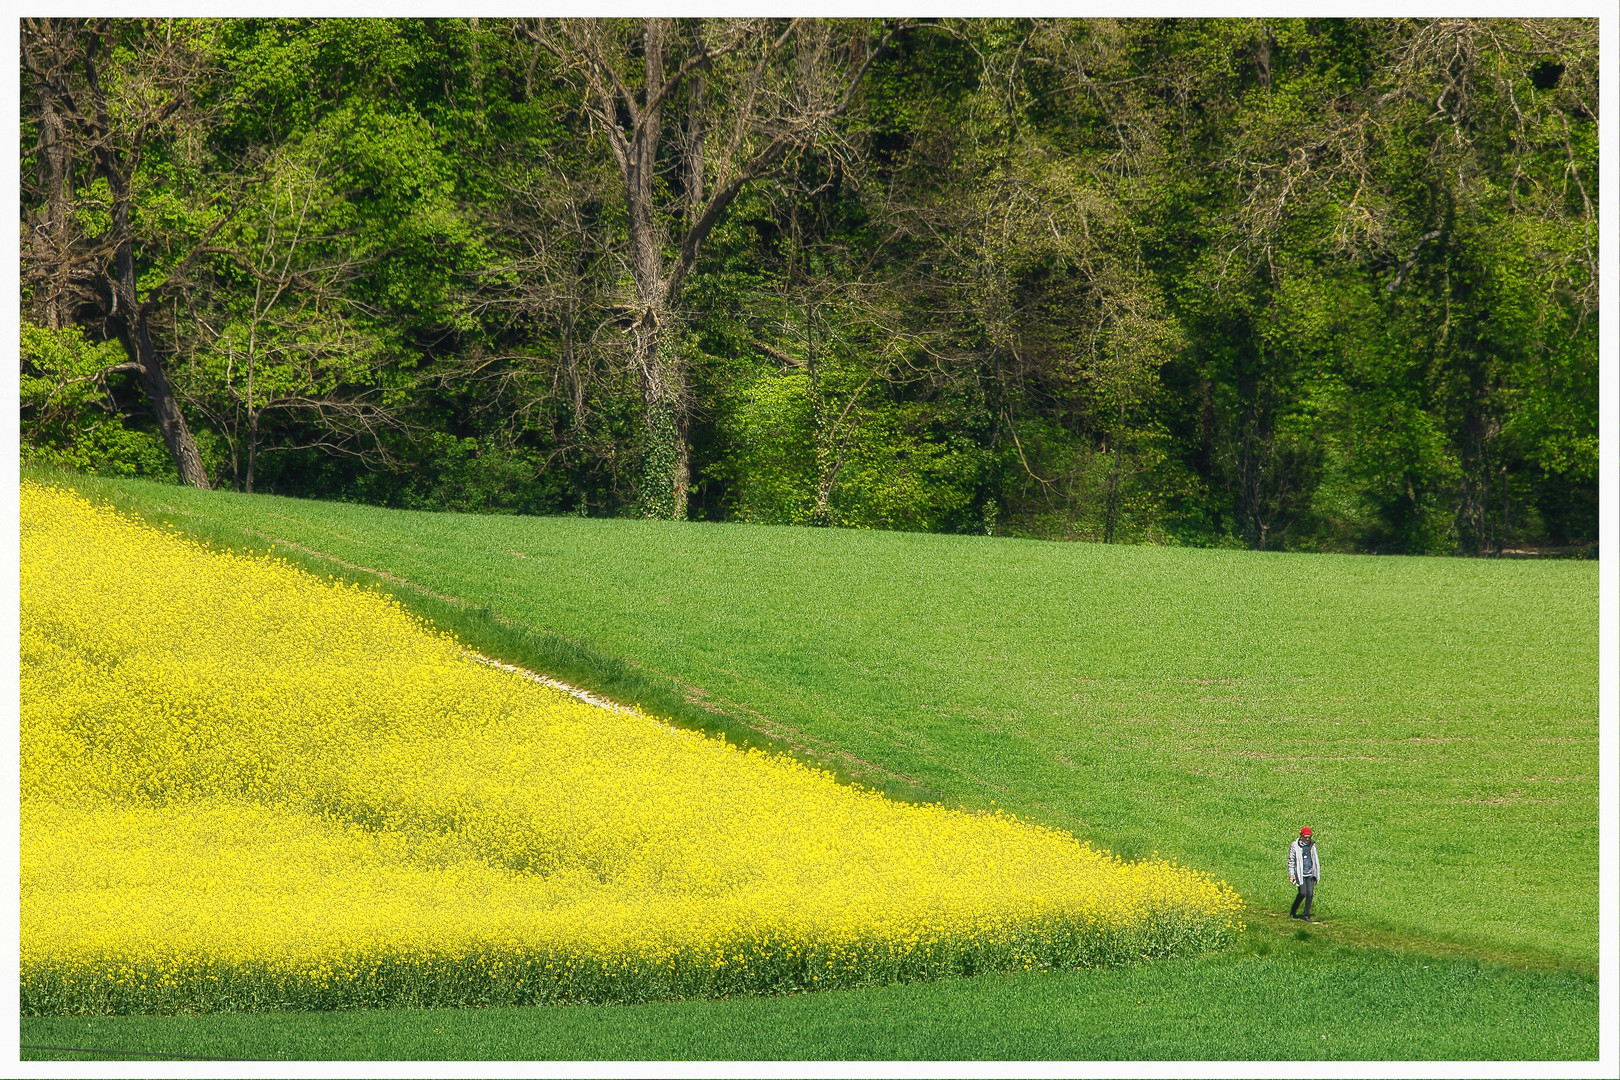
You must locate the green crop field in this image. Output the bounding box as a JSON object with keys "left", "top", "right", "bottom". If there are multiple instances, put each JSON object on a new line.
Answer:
{"left": 20, "top": 936, "right": 1597, "bottom": 1062}
{"left": 20, "top": 468, "right": 1599, "bottom": 1061}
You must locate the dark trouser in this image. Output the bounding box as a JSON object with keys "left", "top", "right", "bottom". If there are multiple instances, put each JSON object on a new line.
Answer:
{"left": 1290, "top": 876, "right": 1318, "bottom": 919}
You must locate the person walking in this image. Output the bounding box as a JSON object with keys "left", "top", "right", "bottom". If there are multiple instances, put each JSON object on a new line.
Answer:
{"left": 1288, "top": 826, "right": 1321, "bottom": 921}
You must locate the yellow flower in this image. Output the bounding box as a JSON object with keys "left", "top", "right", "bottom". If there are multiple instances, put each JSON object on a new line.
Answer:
{"left": 20, "top": 482, "right": 1242, "bottom": 1014}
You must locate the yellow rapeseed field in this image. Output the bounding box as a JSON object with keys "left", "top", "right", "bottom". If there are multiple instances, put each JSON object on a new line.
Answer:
{"left": 21, "top": 482, "right": 1243, "bottom": 1014}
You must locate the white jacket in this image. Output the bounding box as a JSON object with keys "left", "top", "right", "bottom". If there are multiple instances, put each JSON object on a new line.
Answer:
{"left": 1288, "top": 839, "right": 1321, "bottom": 884}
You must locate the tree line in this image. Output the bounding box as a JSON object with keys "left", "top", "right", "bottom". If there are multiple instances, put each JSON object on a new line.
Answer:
{"left": 21, "top": 17, "right": 1597, "bottom": 555}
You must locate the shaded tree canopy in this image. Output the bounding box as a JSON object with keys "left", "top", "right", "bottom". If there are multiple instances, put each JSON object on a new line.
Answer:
{"left": 21, "top": 16, "right": 1597, "bottom": 555}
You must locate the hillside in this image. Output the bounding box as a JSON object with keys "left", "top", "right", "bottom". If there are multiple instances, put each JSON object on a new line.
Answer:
{"left": 40, "top": 470, "right": 1598, "bottom": 967}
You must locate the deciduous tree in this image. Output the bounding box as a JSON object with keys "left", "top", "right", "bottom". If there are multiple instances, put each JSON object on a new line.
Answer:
{"left": 527, "top": 17, "right": 895, "bottom": 519}
{"left": 22, "top": 17, "right": 223, "bottom": 487}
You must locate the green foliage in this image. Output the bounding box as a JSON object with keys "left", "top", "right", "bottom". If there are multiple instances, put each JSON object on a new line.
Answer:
{"left": 19, "top": 944, "right": 1597, "bottom": 1060}
{"left": 19, "top": 325, "right": 176, "bottom": 481}
{"left": 711, "top": 368, "right": 983, "bottom": 532}
{"left": 20, "top": 17, "right": 1597, "bottom": 552}
{"left": 24, "top": 910, "right": 1237, "bottom": 1016}
{"left": 637, "top": 400, "right": 682, "bottom": 521}
{"left": 21, "top": 422, "right": 177, "bottom": 482}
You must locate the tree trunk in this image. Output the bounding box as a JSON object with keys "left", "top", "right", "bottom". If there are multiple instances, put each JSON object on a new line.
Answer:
{"left": 32, "top": 87, "right": 73, "bottom": 330}
{"left": 1104, "top": 442, "right": 1124, "bottom": 543}
{"left": 620, "top": 19, "right": 689, "bottom": 520}
{"left": 28, "top": 20, "right": 210, "bottom": 489}
{"left": 111, "top": 199, "right": 210, "bottom": 489}
{"left": 809, "top": 312, "right": 836, "bottom": 528}
{"left": 561, "top": 302, "right": 590, "bottom": 515}
{"left": 550, "top": 17, "right": 891, "bottom": 519}
{"left": 246, "top": 407, "right": 257, "bottom": 494}
{"left": 115, "top": 307, "right": 210, "bottom": 489}
{"left": 632, "top": 311, "right": 688, "bottom": 519}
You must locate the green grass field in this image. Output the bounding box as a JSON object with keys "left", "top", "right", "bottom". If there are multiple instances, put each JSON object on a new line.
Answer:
{"left": 19, "top": 930, "right": 1598, "bottom": 1061}
{"left": 20, "top": 468, "right": 1600, "bottom": 1060}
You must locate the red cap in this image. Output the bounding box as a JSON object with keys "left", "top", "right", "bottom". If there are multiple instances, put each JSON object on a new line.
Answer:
{"left": 1300, "top": 827, "right": 1312, "bottom": 836}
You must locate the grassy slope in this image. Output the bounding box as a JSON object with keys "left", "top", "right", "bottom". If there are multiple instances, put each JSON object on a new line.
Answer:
{"left": 19, "top": 932, "right": 1598, "bottom": 1061}
{"left": 22, "top": 469, "right": 1600, "bottom": 1059}
{"left": 42, "top": 470, "right": 1598, "bottom": 962}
